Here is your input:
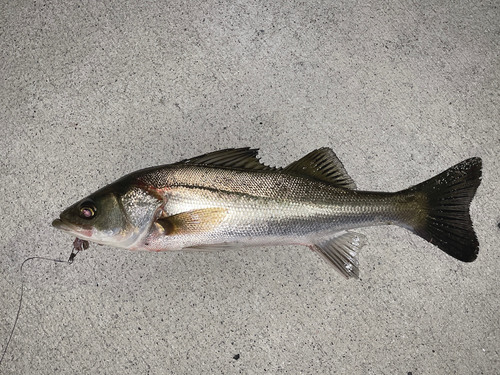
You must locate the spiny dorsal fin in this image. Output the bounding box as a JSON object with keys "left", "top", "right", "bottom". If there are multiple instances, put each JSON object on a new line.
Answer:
{"left": 284, "top": 148, "right": 356, "bottom": 189}
{"left": 178, "top": 148, "right": 276, "bottom": 171}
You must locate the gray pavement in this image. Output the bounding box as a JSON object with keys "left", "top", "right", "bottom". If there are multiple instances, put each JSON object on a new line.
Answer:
{"left": 0, "top": 0, "right": 499, "bottom": 374}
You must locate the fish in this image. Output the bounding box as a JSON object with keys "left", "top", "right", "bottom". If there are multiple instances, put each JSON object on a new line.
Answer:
{"left": 52, "top": 148, "right": 482, "bottom": 278}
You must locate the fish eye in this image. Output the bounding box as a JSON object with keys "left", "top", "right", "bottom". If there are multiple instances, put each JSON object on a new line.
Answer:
{"left": 79, "top": 202, "right": 96, "bottom": 219}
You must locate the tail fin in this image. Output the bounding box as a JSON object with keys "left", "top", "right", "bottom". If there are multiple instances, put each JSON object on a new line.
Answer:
{"left": 408, "top": 157, "right": 482, "bottom": 262}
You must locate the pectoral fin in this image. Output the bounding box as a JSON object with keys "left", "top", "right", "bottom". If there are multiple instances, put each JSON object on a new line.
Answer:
{"left": 156, "top": 208, "right": 227, "bottom": 236}
{"left": 310, "top": 231, "right": 366, "bottom": 279}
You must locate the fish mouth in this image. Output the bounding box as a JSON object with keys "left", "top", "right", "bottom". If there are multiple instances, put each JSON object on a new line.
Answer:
{"left": 52, "top": 218, "right": 75, "bottom": 232}
{"left": 52, "top": 218, "right": 95, "bottom": 241}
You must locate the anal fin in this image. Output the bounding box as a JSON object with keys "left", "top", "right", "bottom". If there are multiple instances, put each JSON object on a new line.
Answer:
{"left": 310, "top": 232, "right": 366, "bottom": 279}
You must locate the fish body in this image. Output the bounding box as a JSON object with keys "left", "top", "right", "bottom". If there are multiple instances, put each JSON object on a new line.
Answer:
{"left": 52, "top": 148, "right": 482, "bottom": 278}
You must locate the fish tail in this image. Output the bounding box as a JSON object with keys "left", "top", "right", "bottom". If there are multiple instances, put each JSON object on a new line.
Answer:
{"left": 405, "top": 157, "right": 482, "bottom": 262}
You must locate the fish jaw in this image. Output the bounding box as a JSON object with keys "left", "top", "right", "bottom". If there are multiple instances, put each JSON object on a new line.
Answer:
{"left": 51, "top": 216, "right": 129, "bottom": 246}
{"left": 52, "top": 218, "right": 93, "bottom": 238}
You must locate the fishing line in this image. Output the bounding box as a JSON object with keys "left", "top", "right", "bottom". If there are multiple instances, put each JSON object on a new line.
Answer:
{"left": 0, "top": 242, "right": 85, "bottom": 367}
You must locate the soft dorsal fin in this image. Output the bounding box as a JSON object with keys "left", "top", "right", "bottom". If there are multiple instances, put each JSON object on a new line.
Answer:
{"left": 178, "top": 148, "right": 276, "bottom": 171}
{"left": 284, "top": 148, "right": 356, "bottom": 189}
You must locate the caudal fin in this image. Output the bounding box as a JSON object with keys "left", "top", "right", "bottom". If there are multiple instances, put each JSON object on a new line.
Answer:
{"left": 408, "top": 157, "right": 482, "bottom": 262}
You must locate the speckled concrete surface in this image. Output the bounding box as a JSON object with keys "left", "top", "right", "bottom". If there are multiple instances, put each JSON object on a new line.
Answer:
{"left": 1, "top": 1, "right": 499, "bottom": 374}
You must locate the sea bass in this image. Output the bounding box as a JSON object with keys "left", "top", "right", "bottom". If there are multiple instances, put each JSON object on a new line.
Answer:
{"left": 52, "top": 148, "right": 482, "bottom": 278}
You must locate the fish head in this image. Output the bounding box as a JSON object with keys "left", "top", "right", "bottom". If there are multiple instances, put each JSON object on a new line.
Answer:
{"left": 52, "top": 180, "right": 163, "bottom": 248}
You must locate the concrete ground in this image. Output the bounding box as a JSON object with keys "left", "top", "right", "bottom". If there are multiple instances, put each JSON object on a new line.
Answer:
{"left": 1, "top": 0, "right": 499, "bottom": 374}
